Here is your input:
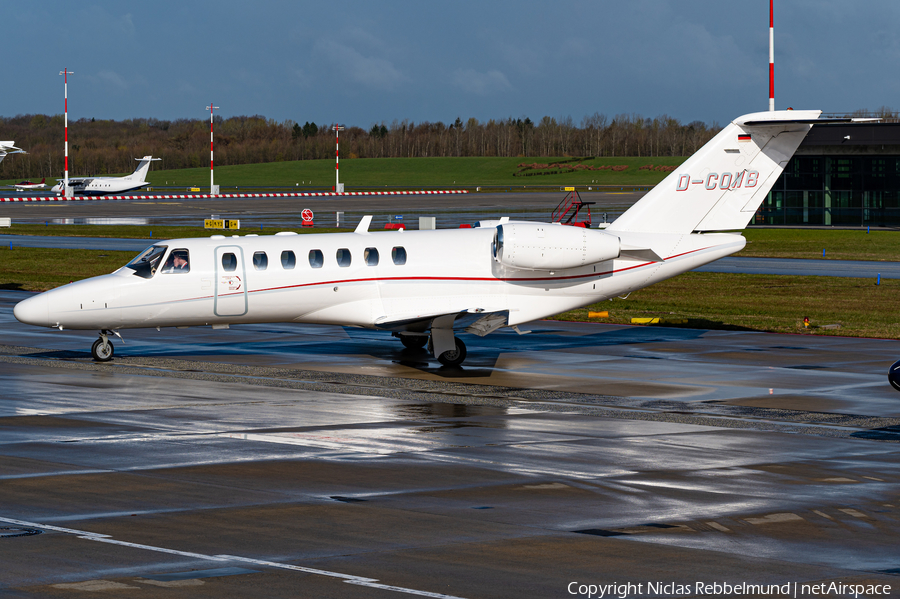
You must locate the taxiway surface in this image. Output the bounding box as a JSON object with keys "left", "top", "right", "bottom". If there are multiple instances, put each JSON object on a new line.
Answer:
{"left": 1, "top": 289, "right": 899, "bottom": 598}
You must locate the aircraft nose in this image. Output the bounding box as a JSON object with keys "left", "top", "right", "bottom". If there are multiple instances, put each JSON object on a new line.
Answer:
{"left": 14, "top": 293, "right": 50, "bottom": 327}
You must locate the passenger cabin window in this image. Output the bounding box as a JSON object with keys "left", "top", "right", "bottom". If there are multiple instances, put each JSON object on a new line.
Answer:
{"left": 161, "top": 249, "right": 191, "bottom": 274}
{"left": 222, "top": 252, "right": 237, "bottom": 272}
{"left": 253, "top": 251, "right": 268, "bottom": 271}
{"left": 281, "top": 250, "right": 296, "bottom": 269}
{"left": 126, "top": 245, "right": 168, "bottom": 279}
{"left": 309, "top": 249, "right": 324, "bottom": 268}
{"left": 392, "top": 246, "right": 407, "bottom": 265}
{"left": 364, "top": 247, "right": 379, "bottom": 266}
{"left": 336, "top": 248, "right": 351, "bottom": 267}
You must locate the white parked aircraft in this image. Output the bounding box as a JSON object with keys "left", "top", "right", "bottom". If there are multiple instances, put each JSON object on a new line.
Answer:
{"left": 8, "top": 178, "right": 47, "bottom": 191}
{"left": 0, "top": 141, "right": 25, "bottom": 164}
{"left": 50, "top": 156, "right": 160, "bottom": 195}
{"left": 15, "top": 110, "right": 824, "bottom": 365}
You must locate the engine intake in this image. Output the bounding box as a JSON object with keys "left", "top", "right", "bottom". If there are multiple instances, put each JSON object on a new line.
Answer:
{"left": 493, "top": 223, "right": 620, "bottom": 270}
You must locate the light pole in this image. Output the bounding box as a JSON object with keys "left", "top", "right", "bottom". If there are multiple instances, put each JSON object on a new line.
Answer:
{"left": 768, "top": 0, "right": 775, "bottom": 111}
{"left": 333, "top": 124, "right": 344, "bottom": 193}
{"left": 60, "top": 69, "right": 74, "bottom": 195}
{"left": 207, "top": 103, "right": 219, "bottom": 194}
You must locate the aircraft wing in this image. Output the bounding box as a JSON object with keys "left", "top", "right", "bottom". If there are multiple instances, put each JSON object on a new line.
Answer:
{"left": 374, "top": 308, "right": 510, "bottom": 337}
{"left": 0, "top": 142, "right": 25, "bottom": 163}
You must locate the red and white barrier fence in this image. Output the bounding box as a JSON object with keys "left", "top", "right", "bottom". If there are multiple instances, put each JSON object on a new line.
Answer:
{"left": 0, "top": 190, "right": 468, "bottom": 203}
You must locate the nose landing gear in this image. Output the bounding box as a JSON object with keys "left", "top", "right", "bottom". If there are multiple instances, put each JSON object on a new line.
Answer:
{"left": 91, "top": 331, "right": 115, "bottom": 362}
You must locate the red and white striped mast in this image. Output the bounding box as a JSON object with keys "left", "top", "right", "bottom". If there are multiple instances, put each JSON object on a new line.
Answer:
{"left": 206, "top": 103, "right": 219, "bottom": 194}
{"left": 333, "top": 124, "right": 344, "bottom": 193}
{"left": 768, "top": 0, "right": 775, "bottom": 111}
{"left": 59, "top": 69, "right": 74, "bottom": 195}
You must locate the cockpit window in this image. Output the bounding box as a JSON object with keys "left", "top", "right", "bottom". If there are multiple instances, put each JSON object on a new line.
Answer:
{"left": 126, "top": 245, "right": 168, "bottom": 279}
{"left": 161, "top": 249, "right": 191, "bottom": 274}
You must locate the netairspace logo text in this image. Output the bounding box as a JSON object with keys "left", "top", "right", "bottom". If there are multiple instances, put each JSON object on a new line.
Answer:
{"left": 567, "top": 581, "right": 892, "bottom": 598}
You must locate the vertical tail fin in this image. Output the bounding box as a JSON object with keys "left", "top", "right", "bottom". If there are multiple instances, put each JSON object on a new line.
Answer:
{"left": 126, "top": 156, "right": 160, "bottom": 181}
{"left": 607, "top": 110, "right": 820, "bottom": 234}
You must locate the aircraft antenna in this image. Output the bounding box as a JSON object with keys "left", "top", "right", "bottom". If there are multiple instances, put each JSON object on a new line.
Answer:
{"left": 768, "top": 0, "right": 775, "bottom": 111}
{"left": 206, "top": 103, "right": 220, "bottom": 195}
{"left": 333, "top": 124, "right": 345, "bottom": 194}
{"left": 59, "top": 69, "right": 74, "bottom": 196}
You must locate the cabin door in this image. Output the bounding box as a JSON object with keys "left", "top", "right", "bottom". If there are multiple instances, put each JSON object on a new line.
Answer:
{"left": 214, "top": 245, "right": 248, "bottom": 317}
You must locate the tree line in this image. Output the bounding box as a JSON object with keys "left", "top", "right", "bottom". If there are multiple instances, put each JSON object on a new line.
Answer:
{"left": 0, "top": 111, "right": 726, "bottom": 180}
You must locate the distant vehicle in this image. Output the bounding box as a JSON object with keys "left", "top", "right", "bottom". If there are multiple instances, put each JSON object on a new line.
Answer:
{"left": 8, "top": 178, "right": 47, "bottom": 191}
{"left": 0, "top": 141, "right": 25, "bottom": 164}
{"left": 16, "top": 110, "right": 850, "bottom": 365}
{"left": 50, "top": 156, "right": 160, "bottom": 196}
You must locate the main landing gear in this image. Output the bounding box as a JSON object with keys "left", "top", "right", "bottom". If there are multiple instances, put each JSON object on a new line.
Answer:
{"left": 397, "top": 333, "right": 428, "bottom": 350}
{"left": 435, "top": 337, "right": 467, "bottom": 367}
{"left": 91, "top": 330, "right": 115, "bottom": 362}
{"left": 395, "top": 332, "right": 468, "bottom": 367}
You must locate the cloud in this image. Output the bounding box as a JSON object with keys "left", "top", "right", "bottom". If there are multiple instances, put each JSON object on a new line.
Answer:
{"left": 451, "top": 69, "right": 512, "bottom": 95}
{"left": 313, "top": 39, "right": 407, "bottom": 89}
{"left": 94, "top": 70, "right": 129, "bottom": 92}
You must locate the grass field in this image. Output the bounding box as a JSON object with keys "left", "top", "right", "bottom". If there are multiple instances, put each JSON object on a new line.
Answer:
{"left": 2, "top": 156, "right": 685, "bottom": 189}
{"left": 741, "top": 228, "right": 900, "bottom": 261}
{"left": 556, "top": 272, "right": 900, "bottom": 339}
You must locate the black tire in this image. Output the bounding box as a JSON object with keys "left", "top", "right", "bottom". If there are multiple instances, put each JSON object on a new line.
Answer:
{"left": 91, "top": 338, "right": 114, "bottom": 362}
{"left": 437, "top": 337, "right": 467, "bottom": 367}
{"left": 400, "top": 335, "right": 428, "bottom": 350}
{"left": 890, "top": 359, "right": 900, "bottom": 393}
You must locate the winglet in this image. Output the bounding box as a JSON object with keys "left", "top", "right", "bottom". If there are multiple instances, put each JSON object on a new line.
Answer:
{"left": 355, "top": 215, "right": 373, "bottom": 234}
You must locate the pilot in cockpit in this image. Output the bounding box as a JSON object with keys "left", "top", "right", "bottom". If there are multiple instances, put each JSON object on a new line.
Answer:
{"left": 161, "top": 249, "right": 190, "bottom": 274}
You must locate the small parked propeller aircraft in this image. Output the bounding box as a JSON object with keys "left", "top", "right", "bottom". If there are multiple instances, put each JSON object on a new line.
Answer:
{"left": 14, "top": 110, "right": 838, "bottom": 365}
{"left": 8, "top": 178, "right": 47, "bottom": 191}
{"left": 50, "top": 156, "right": 160, "bottom": 195}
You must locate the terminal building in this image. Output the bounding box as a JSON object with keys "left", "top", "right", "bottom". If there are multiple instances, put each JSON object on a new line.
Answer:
{"left": 756, "top": 120, "right": 900, "bottom": 227}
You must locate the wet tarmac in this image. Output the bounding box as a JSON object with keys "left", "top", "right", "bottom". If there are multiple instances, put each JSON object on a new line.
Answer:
{"left": 1, "top": 289, "right": 899, "bottom": 598}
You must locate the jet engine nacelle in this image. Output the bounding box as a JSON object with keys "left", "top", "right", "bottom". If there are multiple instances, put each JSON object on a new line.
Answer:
{"left": 493, "top": 223, "right": 620, "bottom": 270}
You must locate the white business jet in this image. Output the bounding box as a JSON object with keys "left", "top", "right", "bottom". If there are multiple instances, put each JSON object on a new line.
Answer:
{"left": 50, "top": 156, "right": 160, "bottom": 195}
{"left": 8, "top": 178, "right": 47, "bottom": 191}
{"left": 15, "top": 110, "right": 824, "bottom": 365}
{"left": 0, "top": 141, "right": 26, "bottom": 164}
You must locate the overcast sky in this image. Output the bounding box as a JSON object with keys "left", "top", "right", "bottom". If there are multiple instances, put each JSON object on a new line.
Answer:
{"left": 3, "top": 1, "right": 899, "bottom": 128}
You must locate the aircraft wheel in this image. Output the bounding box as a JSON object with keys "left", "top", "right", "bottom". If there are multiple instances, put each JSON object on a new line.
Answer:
{"left": 437, "top": 338, "right": 467, "bottom": 367}
{"left": 400, "top": 335, "right": 428, "bottom": 350}
{"left": 890, "top": 359, "right": 900, "bottom": 393}
{"left": 91, "top": 338, "right": 114, "bottom": 362}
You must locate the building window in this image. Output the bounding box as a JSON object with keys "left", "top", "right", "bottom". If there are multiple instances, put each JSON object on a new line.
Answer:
{"left": 392, "top": 246, "right": 407, "bottom": 265}
{"left": 253, "top": 251, "right": 268, "bottom": 270}
{"left": 364, "top": 247, "right": 379, "bottom": 266}
{"left": 309, "top": 249, "right": 324, "bottom": 268}
{"left": 281, "top": 250, "right": 296, "bottom": 269}
{"left": 336, "top": 248, "right": 351, "bottom": 267}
